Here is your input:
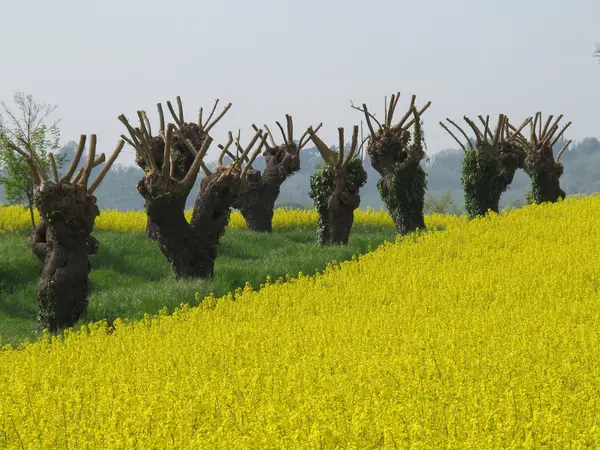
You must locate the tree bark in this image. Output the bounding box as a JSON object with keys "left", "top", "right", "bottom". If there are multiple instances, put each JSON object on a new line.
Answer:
{"left": 27, "top": 191, "right": 36, "bottom": 232}
{"left": 138, "top": 168, "right": 238, "bottom": 279}
{"left": 135, "top": 133, "right": 199, "bottom": 241}
{"left": 368, "top": 130, "right": 427, "bottom": 235}
{"left": 33, "top": 182, "right": 99, "bottom": 333}
{"left": 235, "top": 145, "right": 301, "bottom": 232}
{"left": 523, "top": 144, "right": 565, "bottom": 203}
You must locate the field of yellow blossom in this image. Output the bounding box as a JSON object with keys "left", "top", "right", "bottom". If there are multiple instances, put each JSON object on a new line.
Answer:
{"left": 1, "top": 196, "right": 600, "bottom": 447}
{"left": 0, "top": 204, "right": 463, "bottom": 233}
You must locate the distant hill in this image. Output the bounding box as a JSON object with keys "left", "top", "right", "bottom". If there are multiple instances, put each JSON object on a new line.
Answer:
{"left": 2, "top": 137, "right": 599, "bottom": 213}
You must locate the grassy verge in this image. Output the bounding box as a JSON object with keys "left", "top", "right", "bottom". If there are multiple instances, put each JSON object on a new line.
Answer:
{"left": 0, "top": 223, "right": 397, "bottom": 347}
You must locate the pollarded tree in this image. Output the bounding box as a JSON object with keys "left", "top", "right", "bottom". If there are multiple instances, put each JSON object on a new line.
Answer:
{"left": 126, "top": 96, "right": 231, "bottom": 240}
{"left": 5, "top": 133, "right": 123, "bottom": 332}
{"left": 508, "top": 112, "right": 571, "bottom": 203}
{"left": 308, "top": 125, "right": 367, "bottom": 245}
{"left": 232, "top": 115, "right": 322, "bottom": 232}
{"left": 440, "top": 114, "right": 531, "bottom": 219}
{"left": 351, "top": 93, "right": 431, "bottom": 234}
{"left": 29, "top": 135, "right": 111, "bottom": 262}
{"left": 120, "top": 109, "right": 267, "bottom": 278}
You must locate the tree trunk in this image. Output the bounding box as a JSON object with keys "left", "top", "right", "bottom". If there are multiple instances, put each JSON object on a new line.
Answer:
{"left": 189, "top": 171, "right": 238, "bottom": 273}
{"left": 328, "top": 194, "right": 359, "bottom": 245}
{"left": 237, "top": 179, "right": 280, "bottom": 233}
{"left": 235, "top": 147, "right": 301, "bottom": 233}
{"left": 528, "top": 170, "right": 565, "bottom": 203}
{"left": 377, "top": 168, "right": 426, "bottom": 235}
{"left": 27, "top": 191, "right": 36, "bottom": 231}
{"left": 138, "top": 174, "right": 216, "bottom": 278}
{"left": 368, "top": 130, "right": 428, "bottom": 235}
{"left": 33, "top": 182, "right": 99, "bottom": 333}
{"left": 316, "top": 194, "right": 359, "bottom": 246}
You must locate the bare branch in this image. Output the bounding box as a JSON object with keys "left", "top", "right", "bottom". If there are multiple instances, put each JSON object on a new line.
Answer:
{"left": 337, "top": 127, "right": 345, "bottom": 169}
{"left": 402, "top": 100, "right": 432, "bottom": 131}
{"left": 233, "top": 129, "right": 262, "bottom": 171}
{"left": 549, "top": 121, "right": 572, "bottom": 149}
{"left": 307, "top": 128, "right": 337, "bottom": 165}
{"left": 531, "top": 112, "right": 540, "bottom": 146}
{"left": 446, "top": 118, "right": 473, "bottom": 148}
{"left": 298, "top": 122, "right": 323, "bottom": 149}
{"left": 88, "top": 140, "right": 124, "bottom": 194}
{"left": 48, "top": 153, "right": 59, "bottom": 183}
{"left": 176, "top": 96, "right": 184, "bottom": 124}
{"left": 286, "top": 114, "right": 294, "bottom": 145}
{"left": 507, "top": 117, "right": 532, "bottom": 144}
{"left": 204, "top": 102, "right": 232, "bottom": 133}
{"left": 217, "top": 131, "right": 234, "bottom": 165}
{"left": 61, "top": 134, "right": 87, "bottom": 182}
{"left": 439, "top": 122, "right": 467, "bottom": 151}
{"left": 202, "top": 99, "right": 219, "bottom": 129}
{"left": 350, "top": 101, "right": 377, "bottom": 137}
{"left": 6, "top": 140, "right": 43, "bottom": 184}
{"left": 73, "top": 167, "right": 85, "bottom": 184}
{"left": 81, "top": 134, "right": 97, "bottom": 187}
{"left": 180, "top": 136, "right": 213, "bottom": 190}
{"left": 162, "top": 123, "right": 173, "bottom": 178}
{"left": 157, "top": 103, "right": 165, "bottom": 136}
{"left": 240, "top": 134, "right": 269, "bottom": 179}
{"left": 556, "top": 139, "right": 572, "bottom": 162}
{"left": 478, "top": 115, "right": 493, "bottom": 140}
{"left": 464, "top": 116, "right": 485, "bottom": 145}
{"left": 275, "top": 121, "right": 289, "bottom": 148}
{"left": 540, "top": 114, "right": 554, "bottom": 141}
{"left": 166, "top": 100, "right": 184, "bottom": 128}
{"left": 393, "top": 95, "right": 416, "bottom": 131}
{"left": 261, "top": 124, "right": 277, "bottom": 148}
{"left": 344, "top": 125, "right": 359, "bottom": 168}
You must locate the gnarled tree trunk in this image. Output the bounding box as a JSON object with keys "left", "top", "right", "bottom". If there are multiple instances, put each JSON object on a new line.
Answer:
{"left": 516, "top": 113, "right": 571, "bottom": 204}
{"left": 441, "top": 114, "right": 531, "bottom": 219}
{"left": 234, "top": 115, "right": 314, "bottom": 232}
{"left": 354, "top": 93, "right": 431, "bottom": 235}
{"left": 33, "top": 182, "right": 100, "bottom": 333}
{"left": 137, "top": 172, "right": 216, "bottom": 278}
{"left": 308, "top": 126, "right": 367, "bottom": 246}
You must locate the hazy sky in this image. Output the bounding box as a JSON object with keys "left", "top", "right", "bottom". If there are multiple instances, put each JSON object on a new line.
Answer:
{"left": 1, "top": 0, "right": 599, "bottom": 165}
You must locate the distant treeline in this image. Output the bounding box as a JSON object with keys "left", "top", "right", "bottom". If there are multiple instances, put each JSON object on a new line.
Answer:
{"left": 2, "top": 137, "right": 599, "bottom": 214}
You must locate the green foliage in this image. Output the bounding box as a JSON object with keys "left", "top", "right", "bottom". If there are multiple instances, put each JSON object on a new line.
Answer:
{"left": 374, "top": 119, "right": 428, "bottom": 234}
{"left": 526, "top": 169, "right": 566, "bottom": 205}
{"left": 0, "top": 93, "right": 63, "bottom": 229}
{"left": 309, "top": 158, "right": 368, "bottom": 245}
{"left": 0, "top": 226, "right": 396, "bottom": 347}
{"left": 460, "top": 144, "right": 509, "bottom": 219}
{"left": 424, "top": 190, "right": 457, "bottom": 215}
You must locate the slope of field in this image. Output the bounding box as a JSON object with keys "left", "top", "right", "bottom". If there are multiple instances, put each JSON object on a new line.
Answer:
{"left": 0, "top": 223, "right": 402, "bottom": 348}
{"left": 2, "top": 197, "right": 600, "bottom": 447}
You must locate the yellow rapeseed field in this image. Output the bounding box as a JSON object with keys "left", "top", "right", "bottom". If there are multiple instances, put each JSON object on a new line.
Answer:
{"left": 1, "top": 196, "right": 600, "bottom": 447}
{"left": 0, "top": 204, "right": 464, "bottom": 233}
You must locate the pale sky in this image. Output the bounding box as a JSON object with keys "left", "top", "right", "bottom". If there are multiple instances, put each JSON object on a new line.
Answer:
{"left": 1, "top": 0, "right": 599, "bottom": 165}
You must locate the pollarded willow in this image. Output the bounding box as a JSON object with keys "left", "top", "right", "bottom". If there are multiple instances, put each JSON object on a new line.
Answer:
{"left": 351, "top": 93, "right": 431, "bottom": 235}
{"left": 440, "top": 114, "right": 531, "bottom": 218}
{"left": 5, "top": 134, "right": 122, "bottom": 331}
{"left": 308, "top": 125, "right": 367, "bottom": 245}
{"left": 509, "top": 112, "right": 572, "bottom": 203}
{"left": 120, "top": 102, "right": 267, "bottom": 278}
{"left": 233, "top": 115, "right": 322, "bottom": 232}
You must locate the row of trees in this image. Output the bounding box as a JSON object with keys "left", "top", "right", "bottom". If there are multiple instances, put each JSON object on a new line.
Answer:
{"left": 0, "top": 91, "right": 578, "bottom": 333}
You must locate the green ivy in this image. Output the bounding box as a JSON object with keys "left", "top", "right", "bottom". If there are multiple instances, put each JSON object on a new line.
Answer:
{"left": 526, "top": 169, "right": 566, "bottom": 204}
{"left": 309, "top": 157, "right": 367, "bottom": 245}
{"left": 460, "top": 143, "right": 509, "bottom": 219}
{"left": 372, "top": 119, "right": 428, "bottom": 235}
{"left": 378, "top": 166, "right": 427, "bottom": 235}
